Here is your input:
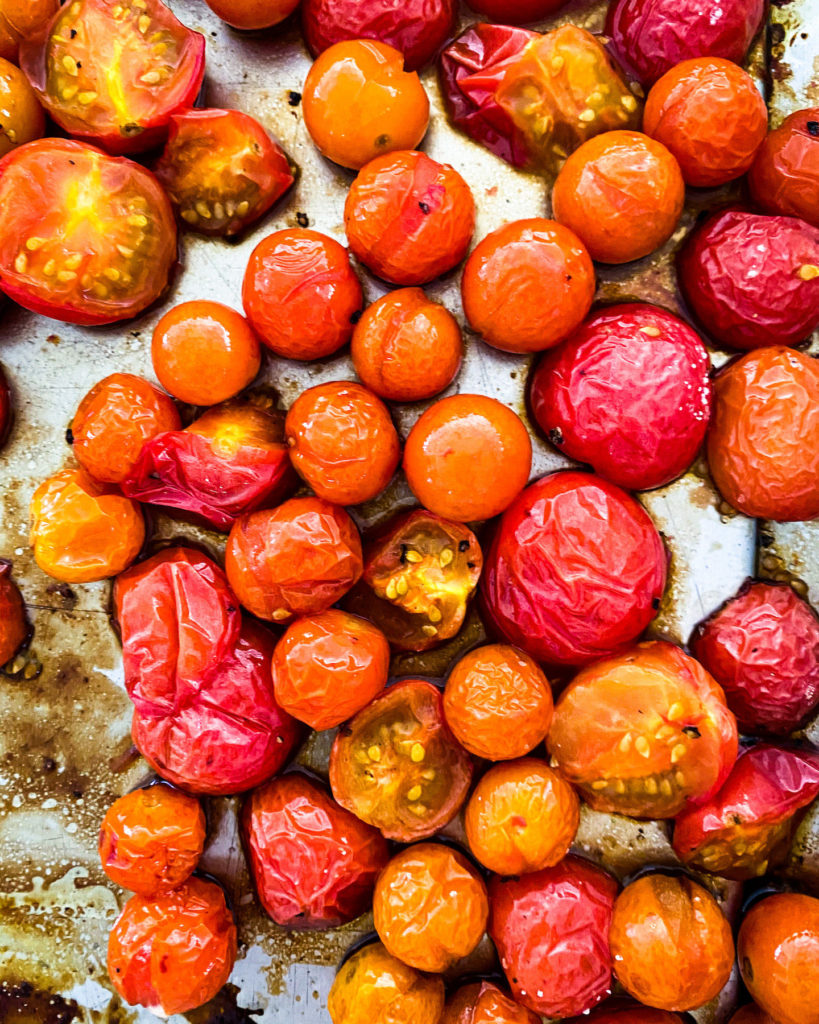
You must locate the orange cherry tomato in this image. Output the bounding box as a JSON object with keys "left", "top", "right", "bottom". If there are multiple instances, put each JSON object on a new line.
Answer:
{"left": 98, "top": 783, "right": 206, "bottom": 897}
{"left": 0, "top": 20, "right": 12, "bottom": 62}
{"left": 373, "top": 843, "right": 488, "bottom": 972}
{"left": 0, "top": 561, "right": 26, "bottom": 665}
{"left": 442, "top": 981, "right": 541, "bottom": 1024}
{"left": 303, "top": 40, "right": 429, "bottom": 170}
{"left": 345, "top": 150, "right": 475, "bottom": 285}
{"left": 328, "top": 942, "right": 445, "bottom": 1024}
{"left": 749, "top": 108, "right": 819, "bottom": 228}
{"left": 465, "top": 758, "right": 579, "bottom": 875}
{"left": 0, "top": 0, "right": 59, "bottom": 57}
{"left": 272, "top": 609, "right": 390, "bottom": 731}
{"left": 242, "top": 228, "right": 363, "bottom": 360}
{"left": 351, "top": 288, "right": 463, "bottom": 402}
{"left": 285, "top": 381, "right": 401, "bottom": 505}
{"left": 729, "top": 1007, "right": 778, "bottom": 1024}
{"left": 609, "top": 874, "right": 734, "bottom": 1012}
{"left": 29, "top": 468, "right": 144, "bottom": 583}
{"left": 461, "top": 218, "right": 595, "bottom": 353}
{"left": 0, "top": 58, "right": 44, "bottom": 157}
{"left": 552, "top": 130, "right": 685, "bottom": 264}
{"left": 443, "top": 644, "right": 553, "bottom": 760}
{"left": 204, "top": 0, "right": 300, "bottom": 31}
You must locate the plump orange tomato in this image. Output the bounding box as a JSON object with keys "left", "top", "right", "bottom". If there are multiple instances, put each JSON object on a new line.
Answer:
{"left": 204, "top": 0, "right": 300, "bottom": 30}
{"left": 303, "top": 40, "right": 429, "bottom": 169}
{"left": 749, "top": 108, "right": 819, "bottom": 227}
{"left": 0, "top": 58, "right": 44, "bottom": 157}
{"left": 0, "top": 0, "right": 59, "bottom": 61}
{"left": 0, "top": 561, "right": 26, "bottom": 665}
{"left": 328, "top": 942, "right": 445, "bottom": 1024}
{"left": 442, "top": 981, "right": 541, "bottom": 1024}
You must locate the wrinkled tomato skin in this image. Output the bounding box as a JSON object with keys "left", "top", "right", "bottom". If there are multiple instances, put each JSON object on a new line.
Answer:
{"left": 749, "top": 109, "right": 819, "bottom": 227}
{"left": 480, "top": 471, "right": 667, "bottom": 667}
{"left": 706, "top": 347, "right": 819, "bottom": 522}
{"left": 328, "top": 942, "right": 445, "bottom": 1024}
{"left": 467, "top": 0, "right": 568, "bottom": 20}
{"left": 107, "top": 877, "right": 237, "bottom": 1018}
{"left": 678, "top": 209, "right": 819, "bottom": 351}
{"left": 442, "top": 981, "right": 541, "bottom": 1024}
{"left": 0, "top": 561, "right": 26, "bottom": 665}
{"left": 566, "top": 1007, "right": 685, "bottom": 1024}
{"left": 691, "top": 581, "right": 819, "bottom": 734}
{"left": 530, "top": 303, "right": 711, "bottom": 492}
{"left": 489, "top": 856, "right": 618, "bottom": 1019}
{"left": 0, "top": 0, "right": 59, "bottom": 61}
{"left": 243, "top": 772, "right": 389, "bottom": 929}
{"left": 329, "top": 678, "right": 473, "bottom": 842}
{"left": 204, "top": 0, "right": 300, "bottom": 30}
{"left": 0, "top": 58, "right": 44, "bottom": 157}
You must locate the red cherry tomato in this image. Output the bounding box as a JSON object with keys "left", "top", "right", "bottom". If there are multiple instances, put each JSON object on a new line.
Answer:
{"left": 0, "top": 58, "right": 45, "bottom": 158}
{"left": 204, "top": 0, "right": 300, "bottom": 30}
{"left": 0, "top": 0, "right": 59, "bottom": 62}
{"left": 243, "top": 772, "right": 389, "bottom": 929}
{"left": 489, "top": 855, "right": 618, "bottom": 1019}
{"left": 466, "top": 0, "right": 568, "bottom": 20}
{"left": 442, "top": 981, "right": 541, "bottom": 1024}
{"left": 328, "top": 942, "right": 445, "bottom": 1024}
{"left": 749, "top": 108, "right": 819, "bottom": 228}
{"left": 0, "top": 561, "right": 26, "bottom": 666}
{"left": 529, "top": 303, "right": 712, "bottom": 491}
{"left": 0, "top": 139, "right": 176, "bottom": 326}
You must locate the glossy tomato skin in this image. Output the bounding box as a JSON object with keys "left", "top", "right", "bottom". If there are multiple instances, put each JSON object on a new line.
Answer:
{"left": 467, "top": 0, "right": 568, "bottom": 20}
{"left": 329, "top": 678, "right": 473, "bottom": 842}
{"left": 706, "top": 347, "right": 819, "bottom": 521}
{"left": 547, "top": 641, "right": 738, "bottom": 819}
{"left": 107, "top": 877, "right": 236, "bottom": 1017}
{"left": 0, "top": 139, "right": 176, "bottom": 326}
{"left": 0, "top": 561, "right": 26, "bottom": 666}
{"left": 480, "top": 471, "right": 667, "bottom": 667}
{"left": 204, "top": 0, "right": 299, "bottom": 30}
{"left": 530, "top": 303, "right": 711, "bottom": 491}
{"left": 442, "top": 981, "right": 541, "bottom": 1024}
{"left": 749, "top": 109, "right": 819, "bottom": 227}
{"left": 243, "top": 772, "right": 389, "bottom": 929}
{"left": 0, "top": 58, "right": 44, "bottom": 157}
{"left": 678, "top": 209, "right": 819, "bottom": 351}
{"left": 345, "top": 150, "right": 475, "bottom": 285}
{"left": 489, "top": 856, "right": 618, "bottom": 1019}
{"left": 0, "top": 0, "right": 59, "bottom": 61}
{"left": 328, "top": 942, "right": 445, "bottom": 1024}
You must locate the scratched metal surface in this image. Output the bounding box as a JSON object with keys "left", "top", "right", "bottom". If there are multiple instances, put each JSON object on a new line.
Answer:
{"left": 0, "top": 0, "right": 816, "bottom": 1022}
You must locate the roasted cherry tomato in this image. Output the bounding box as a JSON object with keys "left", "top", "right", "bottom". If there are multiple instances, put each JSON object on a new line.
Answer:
{"left": 0, "top": 0, "right": 59, "bottom": 62}
{"left": 729, "top": 1007, "right": 778, "bottom": 1024}
{"left": 328, "top": 942, "right": 445, "bottom": 1024}
{"left": 242, "top": 228, "right": 363, "bottom": 360}
{"left": 71, "top": 373, "right": 181, "bottom": 485}
{"left": 481, "top": 471, "right": 667, "bottom": 666}
{"left": 489, "top": 856, "right": 618, "bottom": 1019}
{"left": 749, "top": 108, "right": 819, "bottom": 228}
{"left": 465, "top": 758, "right": 579, "bottom": 876}
{"left": 706, "top": 347, "right": 819, "bottom": 522}
{"left": 404, "top": 395, "right": 532, "bottom": 522}
{"left": 529, "top": 303, "right": 711, "bottom": 491}
{"left": 155, "top": 108, "right": 294, "bottom": 236}
{"left": 107, "top": 877, "right": 236, "bottom": 1017}
{"left": 0, "top": 139, "right": 176, "bottom": 326}
{"left": 98, "top": 783, "right": 206, "bottom": 896}
{"left": 271, "top": 609, "right": 389, "bottom": 731}
{"left": 678, "top": 209, "right": 819, "bottom": 351}
{"left": 285, "top": 381, "right": 400, "bottom": 506}
{"left": 351, "top": 288, "right": 463, "bottom": 403}
{"left": 610, "top": 874, "right": 734, "bottom": 1012}
{"left": 567, "top": 1007, "right": 686, "bottom": 1024}
{"left": 461, "top": 218, "right": 594, "bottom": 353}
{"left": 467, "top": 0, "right": 568, "bottom": 20}
{"left": 442, "top": 981, "right": 540, "bottom": 1024}
{"left": 373, "top": 843, "right": 488, "bottom": 973}
{"left": 0, "top": 561, "right": 26, "bottom": 666}
{"left": 303, "top": 40, "right": 429, "bottom": 170}
{"left": 243, "top": 772, "right": 389, "bottom": 929}
{"left": 345, "top": 150, "right": 475, "bottom": 286}
{"left": 547, "top": 641, "right": 738, "bottom": 818}
{"left": 0, "top": 58, "right": 44, "bottom": 157}
{"left": 226, "top": 496, "right": 363, "bottom": 623}
{"left": 20, "top": 0, "right": 205, "bottom": 154}
{"left": 204, "top": 0, "right": 299, "bottom": 30}
{"left": 344, "top": 510, "right": 482, "bottom": 652}
{"left": 329, "top": 678, "right": 473, "bottom": 841}
{"left": 552, "top": 130, "right": 685, "bottom": 264}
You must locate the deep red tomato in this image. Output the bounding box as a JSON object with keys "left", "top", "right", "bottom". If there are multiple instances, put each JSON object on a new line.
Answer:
{"left": 107, "top": 877, "right": 236, "bottom": 1017}
{"left": 0, "top": 364, "right": 11, "bottom": 450}
{"left": 530, "top": 303, "right": 711, "bottom": 491}
{"left": 0, "top": 0, "right": 59, "bottom": 62}
{"left": 749, "top": 109, "right": 819, "bottom": 227}
{"left": 0, "top": 58, "right": 44, "bottom": 157}
{"left": 0, "top": 561, "right": 26, "bottom": 666}
{"left": 329, "top": 678, "right": 473, "bottom": 841}
{"left": 729, "top": 1007, "right": 778, "bottom": 1024}
{"left": 204, "top": 0, "right": 300, "bottom": 30}
{"left": 467, "top": 0, "right": 567, "bottom": 19}
{"left": 442, "top": 981, "right": 541, "bottom": 1024}
{"left": 678, "top": 209, "right": 819, "bottom": 350}
{"left": 547, "top": 641, "right": 738, "bottom": 819}
{"left": 155, "top": 108, "right": 294, "bottom": 236}
{"left": 566, "top": 1007, "right": 686, "bottom": 1024}
{"left": 328, "top": 942, "right": 445, "bottom": 1024}
{"left": 242, "top": 772, "right": 389, "bottom": 929}
{"left": 480, "top": 471, "right": 667, "bottom": 667}
{"left": 0, "top": 139, "right": 176, "bottom": 325}
{"left": 489, "top": 856, "right": 618, "bottom": 1019}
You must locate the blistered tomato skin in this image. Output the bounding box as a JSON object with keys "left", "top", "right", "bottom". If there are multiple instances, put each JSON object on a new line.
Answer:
{"left": 489, "top": 856, "right": 618, "bottom": 1019}
{"left": 442, "top": 981, "right": 541, "bottom": 1024}
{"left": 678, "top": 210, "right": 819, "bottom": 351}
{"left": 0, "top": 58, "right": 44, "bottom": 157}
{"left": 243, "top": 773, "right": 389, "bottom": 929}
{"left": 530, "top": 303, "right": 711, "bottom": 491}
{"left": 749, "top": 109, "right": 819, "bottom": 227}
{"left": 204, "top": 0, "right": 300, "bottom": 30}
{"left": 0, "top": 561, "right": 26, "bottom": 666}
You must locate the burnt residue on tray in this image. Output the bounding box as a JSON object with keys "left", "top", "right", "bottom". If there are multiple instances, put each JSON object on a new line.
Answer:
{"left": 0, "top": 982, "right": 79, "bottom": 1024}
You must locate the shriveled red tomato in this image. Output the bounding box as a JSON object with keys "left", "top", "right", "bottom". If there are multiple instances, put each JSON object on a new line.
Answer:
{"left": 480, "top": 471, "right": 667, "bottom": 667}
{"left": 729, "top": 1007, "right": 778, "bottom": 1024}
{"left": 98, "top": 784, "right": 206, "bottom": 897}
{"left": 530, "top": 303, "right": 712, "bottom": 491}
{"left": 467, "top": 0, "right": 567, "bottom": 19}
{"left": 155, "top": 108, "right": 294, "bottom": 236}
{"left": 566, "top": 1006, "right": 685, "bottom": 1024}
{"left": 204, "top": 0, "right": 299, "bottom": 30}
{"left": 20, "top": 0, "right": 205, "bottom": 154}
{"left": 0, "top": 0, "right": 59, "bottom": 61}
{"left": 0, "top": 58, "right": 44, "bottom": 157}
{"left": 442, "top": 981, "right": 540, "bottom": 1024}
{"left": 108, "top": 877, "right": 236, "bottom": 1017}
{"left": 0, "top": 139, "right": 176, "bottom": 325}
{"left": 489, "top": 856, "right": 618, "bottom": 1019}
{"left": 749, "top": 109, "right": 819, "bottom": 228}
{"left": 0, "top": 364, "right": 11, "bottom": 450}
{"left": 329, "top": 678, "right": 473, "bottom": 841}
{"left": 0, "top": 561, "right": 26, "bottom": 666}
{"left": 328, "top": 942, "right": 445, "bottom": 1024}
{"left": 547, "top": 641, "right": 738, "bottom": 819}
{"left": 243, "top": 772, "right": 389, "bottom": 929}
{"left": 344, "top": 510, "right": 482, "bottom": 652}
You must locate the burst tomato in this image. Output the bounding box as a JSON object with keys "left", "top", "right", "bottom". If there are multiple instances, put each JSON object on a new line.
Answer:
{"left": 0, "top": 561, "right": 26, "bottom": 666}
{"left": 0, "top": 0, "right": 59, "bottom": 61}
{"left": 204, "top": 0, "right": 300, "bottom": 30}
{"left": 328, "top": 942, "right": 445, "bottom": 1024}
{"left": 749, "top": 109, "right": 819, "bottom": 227}
{"left": 442, "top": 981, "right": 541, "bottom": 1024}
{"left": 329, "top": 678, "right": 473, "bottom": 841}
{"left": 0, "top": 58, "right": 44, "bottom": 157}
{"left": 467, "top": 0, "right": 567, "bottom": 19}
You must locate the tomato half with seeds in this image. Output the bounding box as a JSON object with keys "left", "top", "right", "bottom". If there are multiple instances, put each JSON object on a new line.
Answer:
{"left": 328, "top": 942, "right": 445, "bottom": 1024}
{"left": 0, "top": 139, "right": 176, "bottom": 325}
{"left": 442, "top": 981, "right": 541, "bottom": 1024}
{"left": 749, "top": 109, "right": 819, "bottom": 228}
{"left": 329, "top": 678, "right": 473, "bottom": 842}
{"left": 0, "top": 561, "right": 26, "bottom": 666}
{"left": 20, "top": 0, "right": 205, "bottom": 154}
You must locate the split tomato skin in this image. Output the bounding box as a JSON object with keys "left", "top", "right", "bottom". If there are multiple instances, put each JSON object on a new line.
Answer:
{"left": 442, "top": 981, "right": 541, "bottom": 1024}
{"left": 0, "top": 58, "right": 44, "bottom": 157}
{"left": 0, "top": 561, "right": 26, "bottom": 666}
{"left": 749, "top": 108, "right": 819, "bottom": 227}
